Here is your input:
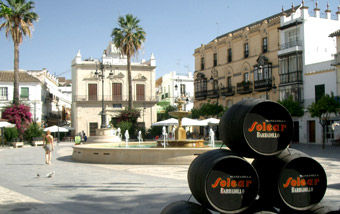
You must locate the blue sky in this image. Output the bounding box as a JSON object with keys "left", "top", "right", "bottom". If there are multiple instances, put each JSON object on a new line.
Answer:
{"left": 1, "top": 0, "right": 339, "bottom": 79}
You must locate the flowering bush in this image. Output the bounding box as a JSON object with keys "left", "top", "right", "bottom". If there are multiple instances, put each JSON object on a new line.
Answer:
{"left": 2, "top": 104, "right": 32, "bottom": 134}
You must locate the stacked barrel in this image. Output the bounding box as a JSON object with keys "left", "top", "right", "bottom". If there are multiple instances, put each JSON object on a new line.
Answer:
{"left": 161, "top": 99, "right": 332, "bottom": 214}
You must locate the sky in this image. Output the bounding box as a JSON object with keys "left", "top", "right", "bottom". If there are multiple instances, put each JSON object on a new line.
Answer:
{"left": 1, "top": 0, "right": 340, "bottom": 80}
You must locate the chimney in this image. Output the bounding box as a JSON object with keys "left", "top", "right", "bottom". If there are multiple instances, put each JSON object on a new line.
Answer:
{"left": 325, "top": 2, "right": 331, "bottom": 19}
{"left": 314, "top": 1, "right": 320, "bottom": 18}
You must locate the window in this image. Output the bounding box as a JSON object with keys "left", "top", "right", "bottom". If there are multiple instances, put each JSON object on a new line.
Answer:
{"left": 244, "top": 43, "right": 249, "bottom": 58}
{"left": 0, "top": 87, "right": 8, "bottom": 100}
{"left": 254, "top": 64, "right": 272, "bottom": 81}
{"left": 228, "top": 48, "right": 232, "bottom": 62}
{"left": 262, "top": 37, "right": 268, "bottom": 53}
{"left": 136, "top": 84, "right": 145, "bottom": 101}
{"left": 88, "top": 84, "right": 97, "bottom": 100}
{"left": 20, "top": 87, "right": 29, "bottom": 100}
{"left": 89, "top": 122, "right": 98, "bottom": 136}
{"left": 180, "top": 84, "right": 186, "bottom": 96}
{"left": 113, "top": 104, "right": 122, "bottom": 108}
{"left": 201, "top": 57, "right": 205, "bottom": 70}
{"left": 315, "top": 84, "right": 325, "bottom": 103}
{"left": 213, "top": 53, "right": 217, "bottom": 67}
{"left": 112, "top": 83, "right": 122, "bottom": 101}
{"left": 244, "top": 72, "right": 249, "bottom": 82}
{"left": 227, "top": 76, "right": 232, "bottom": 87}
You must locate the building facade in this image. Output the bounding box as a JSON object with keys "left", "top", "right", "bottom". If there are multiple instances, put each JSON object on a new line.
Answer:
{"left": 71, "top": 41, "right": 157, "bottom": 136}
{"left": 156, "top": 71, "right": 194, "bottom": 114}
{"left": 193, "top": 2, "right": 340, "bottom": 144}
{"left": 194, "top": 7, "right": 284, "bottom": 109}
{"left": 0, "top": 69, "right": 71, "bottom": 127}
{"left": 278, "top": 3, "right": 340, "bottom": 144}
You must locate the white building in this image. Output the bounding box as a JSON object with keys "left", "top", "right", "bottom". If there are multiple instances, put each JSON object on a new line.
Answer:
{"left": 71, "top": 41, "right": 157, "bottom": 136}
{"left": 0, "top": 71, "right": 42, "bottom": 122}
{"left": 278, "top": 3, "right": 340, "bottom": 144}
{"left": 156, "top": 71, "right": 194, "bottom": 113}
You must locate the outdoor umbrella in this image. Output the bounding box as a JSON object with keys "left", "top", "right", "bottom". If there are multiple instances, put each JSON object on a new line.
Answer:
{"left": 43, "top": 125, "right": 69, "bottom": 132}
{"left": 61, "top": 126, "right": 75, "bottom": 131}
{"left": 151, "top": 118, "right": 178, "bottom": 126}
{"left": 201, "top": 118, "right": 220, "bottom": 126}
{"left": 182, "top": 118, "right": 208, "bottom": 126}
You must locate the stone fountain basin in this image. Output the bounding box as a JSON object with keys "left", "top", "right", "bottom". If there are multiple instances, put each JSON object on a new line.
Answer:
{"left": 72, "top": 143, "right": 214, "bottom": 165}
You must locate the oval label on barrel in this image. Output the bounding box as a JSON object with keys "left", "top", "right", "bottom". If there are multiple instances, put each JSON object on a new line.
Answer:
{"left": 278, "top": 157, "right": 327, "bottom": 209}
{"left": 206, "top": 158, "right": 259, "bottom": 212}
{"left": 244, "top": 102, "right": 293, "bottom": 155}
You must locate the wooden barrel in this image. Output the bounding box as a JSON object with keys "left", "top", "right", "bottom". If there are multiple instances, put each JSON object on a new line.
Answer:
{"left": 188, "top": 149, "right": 259, "bottom": 213}
{"left": 219, "top": 99, "right": 294, "bottom": 158}
{"left": 252, "top": 149, "right": 327, "bottom": 211}
{"left": 160, "top": 200, "right": 212, "bottom": 214}
{"left": 279, "top": 203, "right": 339, "bottom": 214}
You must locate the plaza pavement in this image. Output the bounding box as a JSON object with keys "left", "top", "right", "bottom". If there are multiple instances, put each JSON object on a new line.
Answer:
{"left": 0, "top": 142, "right": 339, "bottom": 213}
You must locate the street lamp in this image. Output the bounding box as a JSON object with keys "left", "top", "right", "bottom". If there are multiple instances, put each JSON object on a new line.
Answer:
{"left": 94, "top": 61, "right": 113, "bottom": 129}
{"left": 56, "top": 103, "right": 60, "bottom": 145}
{"left": 209, "top": 70, "right": 221, "bottom": 105}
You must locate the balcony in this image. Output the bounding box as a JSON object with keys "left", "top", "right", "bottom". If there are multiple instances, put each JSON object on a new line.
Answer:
{"left": 254, "top": 79, "right": 272, "bottom": 91}
{"left": 207, "top": 89, "right": 219, "bottom": 98}
{"left": 237, "top": 81, "right": 253, "bottom": 94}
{"left": 278, "top": 40, "right": 303, "bottom": 56}
{"left": 195, "top": 91, "right": 207, "bottom": 100}
{"left": 279, "top": 71, "right": 303, "bottom": 85}
{"left": 74, "top": 95, "right": 158, "bottom": 103}
{"left": 220, "top": 86, "right": 235, "bottom": 97}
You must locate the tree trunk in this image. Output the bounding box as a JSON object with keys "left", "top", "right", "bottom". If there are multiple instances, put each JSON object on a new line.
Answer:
{"left": 127, "top": 54, "right": 132, "bottom": 109}
{"left": 13, "top": 41, "right": 20, "bottom": 106}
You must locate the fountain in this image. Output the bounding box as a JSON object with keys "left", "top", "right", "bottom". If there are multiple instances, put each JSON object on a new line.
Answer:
{"left": 156, "top": 97, "right": 205, "bottom": 148}
{"left": 72, "top": 97, "right": 212, "bottom": 165}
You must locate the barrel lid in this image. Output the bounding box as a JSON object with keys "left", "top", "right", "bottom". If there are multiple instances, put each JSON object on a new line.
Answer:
{"left": 278, "top": 157, "right": 327, "bottom": 210}
{"left": 243, "top": 101, "right": 294, "bottom": 156}
{"left": 205, "top": 156, "right": 259, "bottom": 213}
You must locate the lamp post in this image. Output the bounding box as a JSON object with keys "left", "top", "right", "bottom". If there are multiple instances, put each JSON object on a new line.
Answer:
{"left": 209, "top": 71, "right": 220, "bottom": 105}
{"left": 94, "top": 61, "right": 113, "bottom": 129}
{"left": 56, "top": 103, "right": 60, "bottom": 145}
{"left": 266, "top": 76, "right": 277, "bottom": 100}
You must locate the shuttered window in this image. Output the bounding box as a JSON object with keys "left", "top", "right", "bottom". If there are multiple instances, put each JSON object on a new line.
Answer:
{"left": 20, "top": 87, "right": 29, "bottom": 100}
{"left": 315, "top": 84, "right": 325, "bottom": 103}
{"left": 112, "top": 83, "right": 122, "bottom": 101}
{"left": 88, "top": 84, "right": 97, "bottom": 101}
{"left": 136, "top": 84, "right": 145, "bottom": 101}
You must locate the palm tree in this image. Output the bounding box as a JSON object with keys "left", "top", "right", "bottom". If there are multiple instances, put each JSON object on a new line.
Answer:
{"left": 111, "top": 14, "right": 146, "bottom": 109}
{"left": 0, "top": 0, "right": 39, "bottom": 105}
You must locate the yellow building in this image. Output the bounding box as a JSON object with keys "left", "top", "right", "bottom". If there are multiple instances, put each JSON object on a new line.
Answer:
{"left": 193, "top": 9, "right": 291, "bottom": 109}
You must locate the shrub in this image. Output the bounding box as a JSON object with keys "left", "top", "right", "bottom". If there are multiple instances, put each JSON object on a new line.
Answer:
{"left": 3, "top": 128, "right": 19, "bottom": 144}
{"left": 23, "top": 123, "right": 44, "bottom": 144}
{"left": 116, "top": 121, "right": 132, "bottom": 139}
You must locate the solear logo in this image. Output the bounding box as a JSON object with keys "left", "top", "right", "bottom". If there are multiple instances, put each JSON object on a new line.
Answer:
{"left": 282, "top": 177, "right": 320, "bottom": 193}
{"left": 211, "top": 177, "right": 252, "bottom": 194}
{"left": 248, "top": 121, "right": 287, "bottom": 138}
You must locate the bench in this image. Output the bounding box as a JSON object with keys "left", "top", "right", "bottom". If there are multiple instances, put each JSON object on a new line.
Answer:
{"left": 12, "top": 142, "right": 24, "bottom": 148}
{"left": 32, "top": 141, "right": 44, "bottom": 147}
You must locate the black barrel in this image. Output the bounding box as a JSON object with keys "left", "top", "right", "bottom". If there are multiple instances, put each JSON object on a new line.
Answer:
{"left": 160, "top": 200, "right": 212, "bottom": 214}
{"left": 279, "top": 203, "right": 340, "bottom": 214}
{"left": 219, "top": 99, "right": 294, "bottom": 158}
{"left": 188, "top": 149, "right": 259, "bottom": 213}
{"left": 252, "top": 149, "right": 327, "bottom": 211}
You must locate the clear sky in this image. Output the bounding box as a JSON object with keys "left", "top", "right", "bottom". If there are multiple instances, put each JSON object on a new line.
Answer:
{"left": 1, "top": 0, "right": 339, "bottom": 79}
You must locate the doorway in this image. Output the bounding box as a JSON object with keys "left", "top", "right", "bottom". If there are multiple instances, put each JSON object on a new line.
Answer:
{"left": 293, "top": 121, "right": 299, "bottom": 143}
{"left": 308, "top": 121, "right": 315, "bottom": 143}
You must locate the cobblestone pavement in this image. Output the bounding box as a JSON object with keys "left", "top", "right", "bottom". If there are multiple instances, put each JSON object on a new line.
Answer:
{"left": 0, "top": 142, "right": 339, "bottom": 213}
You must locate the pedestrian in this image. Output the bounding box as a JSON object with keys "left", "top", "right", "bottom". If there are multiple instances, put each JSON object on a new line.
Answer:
{"left": 81, "top": 130, "right": 85, "bottom": 142}
{"left": 43, "top": 130, "right": 54, "bottom": 165}
{"left": 84, "top": 134, "right": 87, "bottom": 142}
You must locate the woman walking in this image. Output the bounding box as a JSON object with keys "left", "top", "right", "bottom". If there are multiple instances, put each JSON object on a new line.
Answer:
{"left": 43, "top": 130, "right": 54, "bottom": 165}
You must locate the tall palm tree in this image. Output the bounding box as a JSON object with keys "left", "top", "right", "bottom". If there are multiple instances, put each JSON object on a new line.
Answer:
{"left": 111, "top": 14, "right": 146, "bottom": 109}
{"left": 0, "top": 0, "right": 39, "bottom": 105}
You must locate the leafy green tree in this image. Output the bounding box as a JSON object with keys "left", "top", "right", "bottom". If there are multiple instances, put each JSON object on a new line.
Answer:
{"left": 190, "top": 102, "right": 224, "bottom": 119}
{"left": 158, "top": 105, "right": 177, "bottom": 121}
{"left": 308, "top": 93, "right": 340, "bottom": 149}
{"left": 278, "top": 96, "right": 304, "bottom": 117}
{"left": 116, "top": 121, "right": 132, "bottom": 139}
{"left": 111, "top": 14, "right": 146, "bottom": 109}
{"left": 0, "top": 0, "right": 39, "bottom": 105}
